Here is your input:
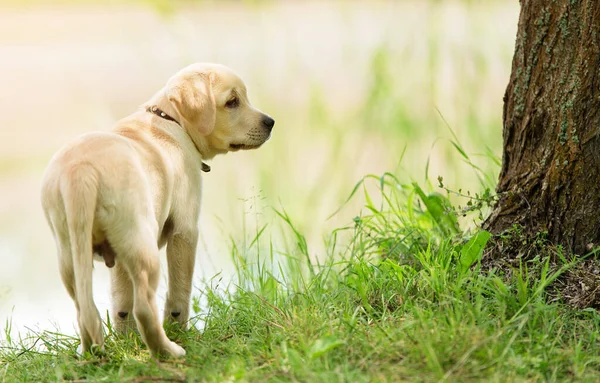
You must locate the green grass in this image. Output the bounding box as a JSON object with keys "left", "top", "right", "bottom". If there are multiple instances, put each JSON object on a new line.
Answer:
{"left": 2, "top": 174, "right": 599, "bottom": 382}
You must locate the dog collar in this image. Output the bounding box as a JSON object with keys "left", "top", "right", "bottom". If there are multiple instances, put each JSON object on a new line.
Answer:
{"left": 147, "top": 106, "right": 211, "bottom": 173}
{"left": 147, "top": 105, "right": 179, "bottom": 124}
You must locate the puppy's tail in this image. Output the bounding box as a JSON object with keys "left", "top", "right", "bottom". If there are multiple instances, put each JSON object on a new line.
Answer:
{"left": 61, "top": 164, "right": 104, "bottom": 352}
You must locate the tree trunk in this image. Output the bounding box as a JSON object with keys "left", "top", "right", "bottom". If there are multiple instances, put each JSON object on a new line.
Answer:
{"left": 484, "top": 1, "right": 600, "bottom": 255}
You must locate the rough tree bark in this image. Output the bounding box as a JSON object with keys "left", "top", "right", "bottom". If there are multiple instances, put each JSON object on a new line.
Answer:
{"left": 484, "top": 1, "right": 600, "bottom": 255}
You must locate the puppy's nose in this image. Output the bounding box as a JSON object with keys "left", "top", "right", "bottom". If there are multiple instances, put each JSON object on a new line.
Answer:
{"left": 262, "top": 115, "right": 275, "bottom": 131}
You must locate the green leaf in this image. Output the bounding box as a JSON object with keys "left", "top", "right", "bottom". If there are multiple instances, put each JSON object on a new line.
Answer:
{"left": 307, "top": 335, "right": 345, "bottom": 359}
{"left": 459, "top": 230, "right": 491, "bottom": 273}
{"left": 450, "top": 140, "right": 469, "bottom": 160}
{"left": 363, "top": 184, "right": 376, "bottom": 211}
{"left": 413, "top": 184, "right": 460, "bottom": 236}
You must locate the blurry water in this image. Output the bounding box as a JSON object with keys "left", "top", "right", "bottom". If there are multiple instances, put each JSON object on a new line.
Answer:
{"left": 0, "top": 1, "right": 518, "bottom": 338}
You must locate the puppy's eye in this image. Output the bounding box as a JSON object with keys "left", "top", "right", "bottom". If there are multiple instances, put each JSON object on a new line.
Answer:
{"left": 225, "top": 97, "right": 239, "bottom": 108}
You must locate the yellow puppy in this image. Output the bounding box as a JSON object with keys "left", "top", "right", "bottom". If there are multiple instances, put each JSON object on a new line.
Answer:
{"left": 41, "top": 63, "right": 274, "bottom": 358}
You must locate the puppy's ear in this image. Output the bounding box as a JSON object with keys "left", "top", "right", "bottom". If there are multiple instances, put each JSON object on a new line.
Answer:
{"left": 167, "top": 73, "right": 216, "bottom": 136}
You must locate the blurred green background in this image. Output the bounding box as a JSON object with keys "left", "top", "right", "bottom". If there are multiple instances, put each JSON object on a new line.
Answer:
{"left": 0, "top": 0, "right": 518, "bottom": 334}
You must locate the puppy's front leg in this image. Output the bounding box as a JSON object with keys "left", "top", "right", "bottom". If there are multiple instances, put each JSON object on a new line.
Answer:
{"left": 164, "top": 231, "right": 198, "bottom": 328}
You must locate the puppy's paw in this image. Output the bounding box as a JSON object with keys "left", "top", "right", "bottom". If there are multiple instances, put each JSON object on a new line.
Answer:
{"left": 165, "top": 341, "right": 186, "bottom": 359}
{"left": 76, "top": 343, "right": 105, "bottom": 358}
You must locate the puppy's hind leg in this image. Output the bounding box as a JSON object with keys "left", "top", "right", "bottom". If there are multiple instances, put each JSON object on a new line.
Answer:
{"left": 118, "top": 224, "right": 186, "bottom": 358}
{"left": 50, "top": 224, "right": 95, "bottom": 355}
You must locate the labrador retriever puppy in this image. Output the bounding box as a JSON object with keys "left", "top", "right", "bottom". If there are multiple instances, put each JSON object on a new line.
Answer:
{"left": 41, "top": 63, "right": 274, "bottom": 358}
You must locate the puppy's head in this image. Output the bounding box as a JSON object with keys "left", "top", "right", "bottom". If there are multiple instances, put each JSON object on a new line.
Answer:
{"left": 165, "top": 63, "right": 274, "bottom": 158}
